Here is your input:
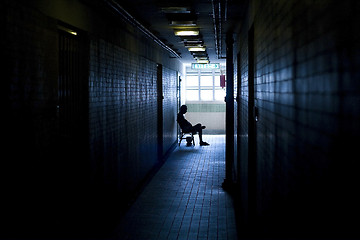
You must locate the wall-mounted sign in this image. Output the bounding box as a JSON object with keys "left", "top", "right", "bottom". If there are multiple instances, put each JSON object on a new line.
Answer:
{"left": 191, "top": 63, "right": 220, "bottom": 69}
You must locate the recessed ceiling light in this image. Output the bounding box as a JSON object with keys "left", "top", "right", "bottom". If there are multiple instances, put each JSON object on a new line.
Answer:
{"left": 184, "top": 43, "right": 203, "bottom": 47}
{"left": 197, "top": 60, "right": 209, "bottom": 63}
{"left": 170, "top": 21, "right": 196, "bottom": 27}
{"left": 184, "top": 40, "right": 203, "bottom": 43}
{"left": 161, "top": 7, "right": 191, "bottom": 14}
{"left": 188, "top": 47, "right": 206, "bottom": 52}
{"left": 174, "top": 30, "right": 199, "bottom": 36}
{"left": 192, "top": 52, "right": 207, "bottom": 57}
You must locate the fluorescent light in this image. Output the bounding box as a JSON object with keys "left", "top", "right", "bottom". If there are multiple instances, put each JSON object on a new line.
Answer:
{"left": 192, "top": 52, "right": 207, "bottom": 57}
{"left": 174, "top": 30, "right": 199, "bottom": 36}
{"left": 184, "top": 43, "right": 203, "bottom": 48}
{"left": 194, "top": 57, "right": 209, "bottom": 61}
{"left": 161, "top": 7, "right": 191, "bottom": 14}
{"left": 188, "top": 47, "right": 206, "bottom": 52}
{"left": 197, "top": 60, "right": 209, "bottom": 63}
{"left": 184, "top": 40, "right": 203, "bottom": 44}
{"left": 170, "top": 21, "right": 196, "bottom": 27}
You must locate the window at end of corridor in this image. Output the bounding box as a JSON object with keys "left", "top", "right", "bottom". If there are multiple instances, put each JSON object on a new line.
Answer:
{"left": 185, "top": 67, "right": 226, "bottom": 102}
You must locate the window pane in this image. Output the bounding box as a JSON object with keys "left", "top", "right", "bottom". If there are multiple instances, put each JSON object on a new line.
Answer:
{"left": 215, "top": 88, "right": 226, "bottom": 101}
{"left": 214, "top": 75, "right": 221, "bottom": 87}
{"left": 200, "top": 90, "right": 213, "bottom": 101}
{"left": 200, "top": 76, "right": 213, "bottom": 86}
{"left": 187, "top": 75, "right": 198, "bottom": 87}
{"left": 186, "top": 89, "right": 199, "bottom": 101}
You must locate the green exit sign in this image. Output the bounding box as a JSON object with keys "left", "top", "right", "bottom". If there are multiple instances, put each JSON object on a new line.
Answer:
{"left": 191, "top": 63, "right": 220, "bottom": 69}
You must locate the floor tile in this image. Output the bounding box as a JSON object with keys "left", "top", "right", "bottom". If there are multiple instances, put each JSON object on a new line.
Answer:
{"left": 111, "top": 135, "right": 237, "bottom": 240}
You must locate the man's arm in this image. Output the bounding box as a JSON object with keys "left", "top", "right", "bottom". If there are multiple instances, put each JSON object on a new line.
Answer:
{"left": 177, "top": 113, "right": 192, "bottom": 129}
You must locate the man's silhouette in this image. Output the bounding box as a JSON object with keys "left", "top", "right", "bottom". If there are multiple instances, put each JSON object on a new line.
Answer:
{"left": 177, "top": 105, "right": 210, "bottom": 146}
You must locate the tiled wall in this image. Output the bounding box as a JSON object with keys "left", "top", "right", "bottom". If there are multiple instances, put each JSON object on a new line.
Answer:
{"left": 2, "top": 1, "right": 65, "bottom": 236}
{"left": 235, "top": 0, "right": 360, "bottom": 237}
{"left": 2, "top": 0, "right": 182, "bottom": 237}
{"left": 89, "top": 39, "right": 159, "bottom": 195}
{"left": 3, "top": 1, "right": 58, "bottom": 157}
{"left": 84, "top": 5, "right": 182, "bottom": 229}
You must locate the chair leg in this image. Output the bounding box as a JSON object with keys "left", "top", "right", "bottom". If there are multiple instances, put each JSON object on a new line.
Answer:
{"left": 179, "top": 133, "right": 185, "bottom": 146}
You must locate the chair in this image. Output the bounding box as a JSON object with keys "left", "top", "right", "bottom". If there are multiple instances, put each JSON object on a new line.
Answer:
{"left": 179, "top": 131, "right": 195, "bottom": 146}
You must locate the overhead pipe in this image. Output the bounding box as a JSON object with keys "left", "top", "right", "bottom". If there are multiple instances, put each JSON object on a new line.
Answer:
{"left": 211, "top": 0, "right": 220, "bottom": 58}
{"left": 211, "top": 0, "right": 226, "bottom": 59}
{"left": 103, "top": 0, "right": 181, "bottom": 59}
{"left": 224, "top": 0, "right": 228, "bottom": 22}
{"left": 218, "top": 1, "right": 222, "bottom": 58}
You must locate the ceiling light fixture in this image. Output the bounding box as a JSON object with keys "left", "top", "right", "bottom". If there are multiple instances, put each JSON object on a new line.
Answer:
{"left": 174, "top": 30, "right": 199, "bottom": 36}
{"left": 194, "top": 56, "right": 209, "bottom": 61}
{"left": 188, "top": 47, "right": 206, "bottom": 52}
{"left": 170, "top": 21, "right": 196, "bottom": 27}
{"left": 161, "top": 7, "right": 191, "bottom": 14}
{"left": 184, "top": 43, "right": 204, "bottom": 47}
{"left": 184, "top": 40, "right": 203, "bottom": 43}
{"left": 192, "top": 52, "right": 207, "bottom": 57}
{"left": 197, "top": 60, "right": 209, "bottom": 64}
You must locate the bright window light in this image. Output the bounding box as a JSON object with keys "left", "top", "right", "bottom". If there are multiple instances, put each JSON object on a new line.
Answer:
{"left": 186, "top": 75, "right": 198, "bottom": 87}
{"left": 186, "top": 89, "right": 199, "bottom": 101}
{"left": 200, "top": 90, "right": 213, "bottom": 101}
{"left": 200, "top": 76, "right": 213, "bottom": 86}
{"left": 215, "top": 89, "right": 226, "bottom": 101}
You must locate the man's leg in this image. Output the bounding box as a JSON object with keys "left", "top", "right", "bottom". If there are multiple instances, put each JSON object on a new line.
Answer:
{"left": 193, "top": 124, "right": 203, "bottom": 142}
{"left": 193, "top": 124, "right": 209, "bottom": 145}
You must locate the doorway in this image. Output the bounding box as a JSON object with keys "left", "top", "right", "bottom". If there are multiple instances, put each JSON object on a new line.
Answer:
{"left": 157, "top": 64, "right": 163, "bottom": 161}
{"left": 248, "top": 24, "right": 257, "bottom": 221}
{"left": 58, "top": 24, "right": 88, "bottom": 148}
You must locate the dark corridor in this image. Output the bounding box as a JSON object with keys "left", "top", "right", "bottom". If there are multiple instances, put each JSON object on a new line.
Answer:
{"left": 2, "top": 0, "right": 360, "bottom": 239}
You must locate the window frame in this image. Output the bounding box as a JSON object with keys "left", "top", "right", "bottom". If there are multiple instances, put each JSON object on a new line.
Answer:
{"left": 185, "top": 68, "right": 225, "bottom": 102}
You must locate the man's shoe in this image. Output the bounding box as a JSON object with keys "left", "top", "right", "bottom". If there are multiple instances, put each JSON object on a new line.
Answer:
{"left": 201, "top": 126, "right": 206, "bottom": 129}
{"left": 200, "top": 141, "right": 210, "bottom": 146}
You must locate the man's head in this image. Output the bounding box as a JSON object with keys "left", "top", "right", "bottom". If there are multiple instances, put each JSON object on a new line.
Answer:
{"left": 179, "top": 105, "right": 188, "bottom": 114}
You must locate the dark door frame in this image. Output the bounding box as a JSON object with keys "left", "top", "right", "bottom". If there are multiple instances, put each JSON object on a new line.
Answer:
{"left": 248, "top": 24, "right": 257, "bottom": 223}
{"left": 224, "top": 32, "right": 235, "bottom": 189}
{"left": 157, "top": 64, "right": 163, "bottom": 161}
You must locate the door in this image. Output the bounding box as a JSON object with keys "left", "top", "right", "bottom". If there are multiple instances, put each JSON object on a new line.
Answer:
{"left": 235, "top": 52, "right": 241, "bottom": 181}
{"left": 157, "top": 64, "right": 163, "bottom": 161}
{"left": 177, "top": 74, "right": 182, "bottom": 137}
{"left": 57, "top": 24, "right": 89, "bottom": 187}
{"left": 248, "top": 24, "right": 257, "bottom": 222}
{"left": 58, "top": 25, "right": 87, "bottom": 147}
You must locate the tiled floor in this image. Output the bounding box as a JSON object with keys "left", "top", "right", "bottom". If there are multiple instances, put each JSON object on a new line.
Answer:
{"left": 111, "top": 135, "right": 237, "bottom": 240}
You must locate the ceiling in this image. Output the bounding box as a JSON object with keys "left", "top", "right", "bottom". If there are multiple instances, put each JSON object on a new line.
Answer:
{"left": 104, "top": 0, "right": 248, "bottom": 64}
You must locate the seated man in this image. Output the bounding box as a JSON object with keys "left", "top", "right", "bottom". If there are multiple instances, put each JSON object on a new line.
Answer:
{"left": 177, "top": 105, "right": 209, "bottom": 146}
